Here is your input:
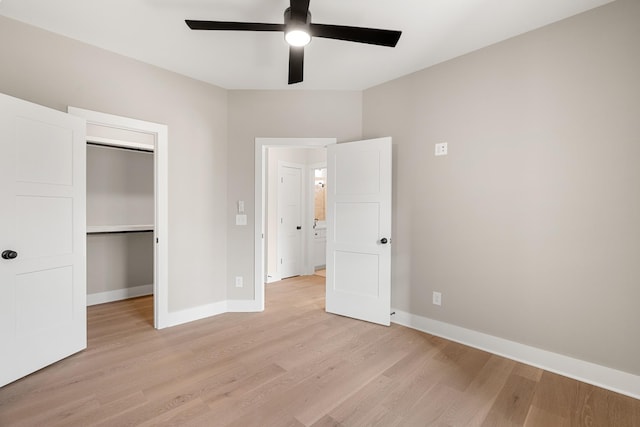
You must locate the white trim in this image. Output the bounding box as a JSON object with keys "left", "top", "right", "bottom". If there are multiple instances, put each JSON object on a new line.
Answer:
{"left": 255, "top": 138, "right": 337, "bottom": 312}
{"left": 87, "top": 284, "right": 153, "bottom": 306}
{"left": 391, "top": 309, "right": 640, "bottom": 400}
{"left": 87, "top": 136, "right": 154, "bottom": 151}
{"left": 227, "top": 300, "right": 263, "bottom": 312}
{"left": 266, "top": 273, "right": 282, "bottom": 283}
{"left": 163, "top": 299, "right": 262, "bottom": 328}
{"left": 68, "top": 106, "right": 169, "bottom": 330}
{"left": 164, "top": 301, "right": 227, "bottom": 328}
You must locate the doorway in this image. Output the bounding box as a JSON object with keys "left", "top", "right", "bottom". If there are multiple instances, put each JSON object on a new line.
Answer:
{"left": 68, "top": 107, "right": 169, "bottom": 329}
{"left": 254, "top": 138, "right": 336, "bottom": 310}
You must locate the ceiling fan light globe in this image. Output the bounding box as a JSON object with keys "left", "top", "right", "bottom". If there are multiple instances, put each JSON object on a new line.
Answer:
{"left": 285, "top": 30, "right": 311, "bottom": 47}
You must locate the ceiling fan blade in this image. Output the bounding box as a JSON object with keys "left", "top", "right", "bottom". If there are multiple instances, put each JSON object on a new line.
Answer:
{"left": 310, "top": 23, "right": 401, "bottom": 47}
{"left": 290, "top": 0, "right": 311, "bottom": 22}
{"left": 288, "top": 46, "right": 304, "bottom": 84}
{"left": 186, "top": 20, "right": 285, "bottom": 32}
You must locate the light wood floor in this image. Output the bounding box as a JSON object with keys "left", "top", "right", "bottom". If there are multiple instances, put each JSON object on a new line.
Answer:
{"left": 1, "top": 275, "right": 638, "bottom": 426}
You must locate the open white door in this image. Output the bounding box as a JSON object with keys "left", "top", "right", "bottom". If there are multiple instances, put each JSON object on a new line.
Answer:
{"left": 326, "top": 137, "right": 392, "bottom": 326}
{"left": 0, "top": 93, "right": 86, "bottom": 387}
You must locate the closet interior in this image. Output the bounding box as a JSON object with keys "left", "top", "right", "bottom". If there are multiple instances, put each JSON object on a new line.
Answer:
{"left": 86, "top": 124, "right": 155, "bottom": 307}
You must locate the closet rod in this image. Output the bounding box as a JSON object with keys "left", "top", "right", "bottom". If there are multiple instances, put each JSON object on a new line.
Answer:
{"left": 87, "top": 141, "right": 154, "bottom": 153}
{"left": 87, "top": 230, "right": 154, "bottom": 235}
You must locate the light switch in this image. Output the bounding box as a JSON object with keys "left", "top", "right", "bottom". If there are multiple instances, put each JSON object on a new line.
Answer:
{"left": 435, "top": 142, "right": 448, "bottom": 156}
{"left": 238, "top": 200, "right": 245, "bottom": 213}
{"left": 236, "top": 214, "right": 247, "bottom": 226}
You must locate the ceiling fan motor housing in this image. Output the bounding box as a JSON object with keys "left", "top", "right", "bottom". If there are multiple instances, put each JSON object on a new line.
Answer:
{"left": 284, "top": 7, "right": 312, "bottom": 40}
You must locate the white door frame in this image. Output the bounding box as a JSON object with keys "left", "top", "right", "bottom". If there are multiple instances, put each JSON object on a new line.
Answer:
{"left": 254, "top": 138, "right": 336, "bottom": 310}
{"left": 68, "top": 107, "right": 169, "bottom": 329}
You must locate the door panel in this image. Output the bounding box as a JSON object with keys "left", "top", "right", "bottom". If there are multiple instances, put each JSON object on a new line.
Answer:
{"left": 0, "top": 92, "right": 86, "bottom": 387}
{"left": 278, "top": 164, "right": 303, "bottom": 279}
{"left": 17, "top": 195, "right": 74, "bottom": 258}
{"left": 16, "top": 266, "right": 74, "bottom": 333}
{"left": 16, "top": 117, "right": 74, "bottom": 185}
{"left": 334, "top": 252, "right": 380, "bottom": 297}
{"left": 335, "top": 202, "right": 380, "bottom": 245}
{"left": 326, "top": 137, "right": 392, "bottom": 326}
{"left": 334, "top": 149, "right": 381, "bottom": 195}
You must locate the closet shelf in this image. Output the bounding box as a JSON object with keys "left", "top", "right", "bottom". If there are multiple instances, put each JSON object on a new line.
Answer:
{"left": 87, "top": 225, "right": 154, "bottom": 234}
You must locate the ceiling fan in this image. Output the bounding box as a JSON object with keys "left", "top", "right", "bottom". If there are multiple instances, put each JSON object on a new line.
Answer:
{"left": 185, "top": 0, "right": 402, "bottom": 85}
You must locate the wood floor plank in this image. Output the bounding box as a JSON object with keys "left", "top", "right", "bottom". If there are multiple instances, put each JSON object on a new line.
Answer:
{"left": 0, "top": 275, "right": 638, "bottom": 426}
{"left": 481, "top": 371, "right": 537, "bottom": 426}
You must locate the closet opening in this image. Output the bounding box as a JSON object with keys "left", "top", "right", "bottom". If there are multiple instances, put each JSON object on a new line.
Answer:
{"left": 86, "top": 142, "right": 154, "bottom": 324}
{"left": 68, "top": 107, "right": 169, "bottom": 329}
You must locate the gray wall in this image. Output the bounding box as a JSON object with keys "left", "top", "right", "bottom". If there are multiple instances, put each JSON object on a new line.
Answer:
{"left": 227, "top": 90, "right": 362, "bottom": 300}
{"left": 87, "top": 146, "right": 154, "bottom": 227}
{"left": 87, "top": 233, "right": 154, "bottom": 294}
{"left": 363, "top": 0, "right": 640, "bottom": 375}
{"left": 0, "top": 16, "right": 229, "bottom": 312}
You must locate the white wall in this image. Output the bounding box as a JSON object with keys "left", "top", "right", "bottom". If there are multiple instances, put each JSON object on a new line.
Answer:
{"left": 0, "top": 16, "right": 229, "bottom": 313}
{"left": 363, "top": 0, "right": 640, "bottom": 376}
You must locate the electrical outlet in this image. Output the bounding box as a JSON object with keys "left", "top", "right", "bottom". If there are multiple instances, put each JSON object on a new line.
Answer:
{"left": 235, "top": 276, "right": 243, "bottom": 288}
{"left": 432, "top": 291, "right": 442, "bottom": 306}
{"left": 435, "top": 142, "right": 448, "bottom": 156}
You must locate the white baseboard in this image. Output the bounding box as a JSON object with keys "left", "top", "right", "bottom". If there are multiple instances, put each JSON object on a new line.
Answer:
{"left": 266, "top": 274, "right": 281, "bottom": 283}
{"left": 227, "top": 299, "right": 263, "bottom": 312}
{"left": 164, "top": 300, "right": 228, "bottom": 328}
{"left": 391, "top": 309, "right": 639, "bottom": 400}
{"left": 87, "top": 284, "right": 153, "bottom": 306}
{"left": 163, "top": 299, "right": 263, "bottom": 328}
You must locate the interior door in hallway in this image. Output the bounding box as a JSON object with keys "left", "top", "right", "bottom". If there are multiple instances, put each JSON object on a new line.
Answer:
{"left": 278, "top": 163, "right": 303, "bottom": 279}
{"left": 0, "top": 93, "right": 87, "bottom": 387}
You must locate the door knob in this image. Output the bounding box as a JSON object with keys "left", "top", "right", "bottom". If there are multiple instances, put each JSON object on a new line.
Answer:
{"left": 2, "top": 250, "right": 18, "bottom": 260}
{"left": 380, "top": 238, "right": 388, "bottom": 244}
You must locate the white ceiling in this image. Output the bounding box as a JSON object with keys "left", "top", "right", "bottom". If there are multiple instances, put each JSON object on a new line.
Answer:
{"left": 0, "top": 0, "right": 614, "bottom": 90}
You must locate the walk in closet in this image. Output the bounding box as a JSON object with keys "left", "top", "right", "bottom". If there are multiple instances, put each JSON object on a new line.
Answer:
{"left": 86, "top": 124, "right": 155, "bottom": 306}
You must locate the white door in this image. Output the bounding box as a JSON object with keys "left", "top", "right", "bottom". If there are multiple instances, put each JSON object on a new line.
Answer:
{"left": 278, "top": 163, "right": 304, "bottom": 279}
{"left": 326, "top": 137, "right": 392, "bottom": 326}
{"left": 0, "top": 93, "right": 86, "bottom": 387}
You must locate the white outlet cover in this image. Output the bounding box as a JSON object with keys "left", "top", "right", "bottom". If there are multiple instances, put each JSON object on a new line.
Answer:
{"left": 236, "top": 214, "right": 247, "bottom": 225}
{"left": 433, "top": 291, "right": 442, "bottom": 306}
{"left": 435, "top": 142, "right": 448, "bottom": 156}
{"left": 235, "top": 276, "right": 243, "bottom": 287}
